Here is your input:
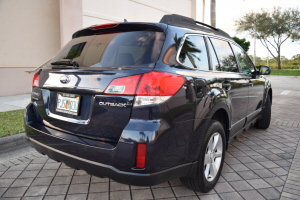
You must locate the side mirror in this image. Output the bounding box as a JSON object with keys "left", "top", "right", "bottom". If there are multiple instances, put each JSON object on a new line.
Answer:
{"left": 257, "top": 65, "right": 271, "bottom": 75}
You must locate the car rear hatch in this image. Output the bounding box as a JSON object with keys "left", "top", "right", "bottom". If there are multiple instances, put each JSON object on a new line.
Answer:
{"left": 34, "top": 22, "right": 166, "bottom": 143}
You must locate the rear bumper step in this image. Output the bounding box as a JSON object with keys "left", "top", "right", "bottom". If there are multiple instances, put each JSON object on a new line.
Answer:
{"left": 27, "top": 137, "right": 193, "bottom": 186}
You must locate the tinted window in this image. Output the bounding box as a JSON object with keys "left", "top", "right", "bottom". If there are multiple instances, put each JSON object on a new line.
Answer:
{"left": 179, "top": 35, "right": 209, "bottom": 71}
{"left": 51, "top": 31, "right": 165, "bottom": 68}
{"left": 232, "top": 44, "right": 255, "bottom": 74}
{"left": 65, "top": 42, "right": 86, "bottom": 59}
{"left": 51, "top": 35, "right": 93, "bottom": 67}
{"left": 210, "top": 38, "right": 238, "bottom": 72}
{"left": 206, "top": 38, "right": 220, "bottom": 70}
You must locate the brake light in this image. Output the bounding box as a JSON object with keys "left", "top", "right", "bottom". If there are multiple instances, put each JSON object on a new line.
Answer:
{"left": 90, "top": 23, "right": 119, "bottom": 30}
{"left": 103, "top": 71, "right": 185, "bottom": 106}
{"left": 136, "top": 71, "right": 185, "bottom": 96}
{"left": 103, "top": 74, "right": 142, "bottom": 95}
{"left": 134, "top": 71, "right": 185, "bottom": 106}
{"left": 32, "top": 73, "right": 40, "bottom": 88}
{"left": 136, "top": 144, "right": 147, "bottom": 168}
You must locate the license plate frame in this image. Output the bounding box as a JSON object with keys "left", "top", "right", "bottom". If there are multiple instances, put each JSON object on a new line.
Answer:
{"left": 56, "top": 93, "right": 81, "bottom": 116}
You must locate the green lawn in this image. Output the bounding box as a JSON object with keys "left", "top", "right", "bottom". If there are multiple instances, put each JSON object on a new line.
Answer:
{"left": 270, "top": 69, "right": 300, "bottom": 76}
{"left": 0, "top": 109, "right": 25, "bottom": 137}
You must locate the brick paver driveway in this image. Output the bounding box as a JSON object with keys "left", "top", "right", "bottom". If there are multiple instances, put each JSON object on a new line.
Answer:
{"left": 1, "top": 76, "right": 300, "bottom": 200}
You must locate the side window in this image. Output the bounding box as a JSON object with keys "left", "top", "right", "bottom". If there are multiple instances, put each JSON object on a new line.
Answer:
{"left": 210, "top": 38, "right": 239, "bottom": 72}
{"left": 232, "top": 44, "right": 255, "bottom": 74}
{"left": 178, "top": 35, "right": 209, "bottom": 71}
{"left": 206, "top": 38, "right": 220, "bottom": 71}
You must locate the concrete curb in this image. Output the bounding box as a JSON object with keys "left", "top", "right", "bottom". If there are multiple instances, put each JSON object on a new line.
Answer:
{"left": 0, "top": 133, "right": 29, "bottom": 153}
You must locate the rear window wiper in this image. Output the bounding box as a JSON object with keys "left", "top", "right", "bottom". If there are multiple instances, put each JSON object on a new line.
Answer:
{"left": 51, "top": 59, "right": 79, "bottom": 68}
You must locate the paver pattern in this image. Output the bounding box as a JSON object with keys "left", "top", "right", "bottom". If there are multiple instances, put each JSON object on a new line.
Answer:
{"left": 1, "top": 80, "right": 300, "bottom": 200}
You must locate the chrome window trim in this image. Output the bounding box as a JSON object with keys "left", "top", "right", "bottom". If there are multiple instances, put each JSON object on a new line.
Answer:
{"left": 175, "top": 33, "right": 211, "bottom": 72}
{"left": 230, "top": 108, "right": 262, "bottom": 127}
{"left": 207, "top": 36, "right": 241, "bottom": 73}
{"left": 207, "top": 35, "right": 256, "bottom": 75}
{"left": 230, "top": 43, "right": 257, "bottom": 75}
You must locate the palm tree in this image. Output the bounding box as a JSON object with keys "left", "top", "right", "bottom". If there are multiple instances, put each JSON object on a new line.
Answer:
{"left": 173, "top": 35, "right": 202, "bottom": 68}
{"left": 211, "top": 0, "right": 216, "bottom": 27}
{"left": 202, "top": 0, "right": 205, "bottom": 22}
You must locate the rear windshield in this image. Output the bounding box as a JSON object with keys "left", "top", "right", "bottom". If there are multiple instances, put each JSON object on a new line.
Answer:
{"left": 50, "top": 31, "right": 165, "bottom": 67}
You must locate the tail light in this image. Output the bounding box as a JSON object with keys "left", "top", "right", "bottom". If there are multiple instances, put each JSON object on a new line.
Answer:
{"left": 32, "top": 73, "right": 40, "bottom": 88}
{"left": 104, "top": 74, "right": 142, "bottom": 95}
{"left": 135, "top": 71, "right": 185, "bottom": 106}
{"left": 136, "top": 143, "right": 147, "bottom": 168}
{"left": 103, "top": 71, "right": 185, "bottom": 106}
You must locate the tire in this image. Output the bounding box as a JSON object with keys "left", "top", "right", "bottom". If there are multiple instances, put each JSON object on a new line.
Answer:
{"left": 255, "top": 95, "right": 271, "bottom": 129}
{"left": 180, "top": 120, "right": 226, "bottom": 192}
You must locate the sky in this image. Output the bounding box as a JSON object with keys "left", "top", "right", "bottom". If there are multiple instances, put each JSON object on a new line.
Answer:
{"left": 197, "top": 0, "right": 300, "bottom": 60}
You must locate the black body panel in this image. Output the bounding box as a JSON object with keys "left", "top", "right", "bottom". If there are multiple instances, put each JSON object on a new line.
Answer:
{"left": 25, "top": 16, "right": 271, "bottom": 187}
{"left": 28, "top": 137, "right": 192, "bottom": 186}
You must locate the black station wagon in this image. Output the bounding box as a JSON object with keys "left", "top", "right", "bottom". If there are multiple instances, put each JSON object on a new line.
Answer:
{"left": 25, "top": 14, "right": 272, "bottom": 192}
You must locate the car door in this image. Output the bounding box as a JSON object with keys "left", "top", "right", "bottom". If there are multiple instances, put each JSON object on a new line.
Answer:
{"left": 231, "top": 44, "right": 265, "bottom": 123}
{"left": 208, "top": 37, "right": 249, "bottom": 139}
{"left": 175, "top": 34, "right": 215, "bottom": 128}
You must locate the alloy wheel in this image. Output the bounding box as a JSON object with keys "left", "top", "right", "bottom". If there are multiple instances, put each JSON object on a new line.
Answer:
{"left": 203, "top": 132, "right": 223, "bottom": 182}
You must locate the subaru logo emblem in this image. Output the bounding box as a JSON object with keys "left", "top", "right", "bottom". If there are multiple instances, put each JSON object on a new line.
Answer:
{"left": 60, "top": 75, "right": 71, "bottom": 84}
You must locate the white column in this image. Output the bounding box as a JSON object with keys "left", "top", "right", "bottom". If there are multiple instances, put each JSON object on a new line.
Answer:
{"left": 59, "top": 0, "right": 83, "bottom": 47}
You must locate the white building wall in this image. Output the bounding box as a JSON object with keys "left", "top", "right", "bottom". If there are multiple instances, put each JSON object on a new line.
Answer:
{"left": 0, "top": 0, "right": 61, "bottom": 96}
{"left": 59, "top": 0, "right": 83, "bottom": 47}
{"left": 0, "top": 0, "right": 61, "bottom": 68}
{"left": 82, "top": 0, "right": 194, "bottom": 27}
{"left": 0, "top": 0, "right": 196, "bottom": 96}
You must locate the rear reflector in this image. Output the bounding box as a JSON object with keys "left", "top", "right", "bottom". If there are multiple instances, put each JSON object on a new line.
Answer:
{"left": 90, "top": 23, "right": 119, "bottom": 30}
{"left": 136, "top": 144, "right": 147, "bottom": 168}
{"left": 32, "top": 73, "right": 40, "bottom": 88}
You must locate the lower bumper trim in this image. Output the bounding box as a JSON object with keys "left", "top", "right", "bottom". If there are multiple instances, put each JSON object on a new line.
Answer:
{"left": 28, "top": 137, "right": 193, "bottom": 186}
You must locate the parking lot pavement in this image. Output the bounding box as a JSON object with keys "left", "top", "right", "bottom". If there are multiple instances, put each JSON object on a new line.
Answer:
{"left": 1, "top": 76, "right": 300, "bottom": 200}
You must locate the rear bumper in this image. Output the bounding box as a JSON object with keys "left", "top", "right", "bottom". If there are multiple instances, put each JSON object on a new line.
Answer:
{"left": 25, "top": 102, "right": 195, "bottom": 186}
{"left": 27, "top": 136, "right": 192, "bottom": 186}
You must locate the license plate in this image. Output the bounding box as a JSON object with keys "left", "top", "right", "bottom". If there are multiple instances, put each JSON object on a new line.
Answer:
{"left": 56, "top": 93, "right": 80, "bottom": 116}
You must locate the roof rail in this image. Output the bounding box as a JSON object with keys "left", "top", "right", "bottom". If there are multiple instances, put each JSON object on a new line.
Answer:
{"left": 195, "top": 20, "right": 218, "bottom": 31}
{"left": 159, "top": 14, "right": 231, "bottom": 38}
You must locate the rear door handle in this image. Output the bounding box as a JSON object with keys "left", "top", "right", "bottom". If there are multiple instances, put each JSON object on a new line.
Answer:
{"left": 222, "top": 82, "right": 231, "bottom": 90}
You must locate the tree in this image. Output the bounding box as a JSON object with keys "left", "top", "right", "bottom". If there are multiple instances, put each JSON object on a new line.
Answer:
{"left": 235, "top": 7, "right": 300, "bottom": 69}
{"left": 248, "top": 55, "right": 262, "bottom": 63}
{"left": 211, "top": 0, "right": 216, "bottom": 27}
{"left": 174, "top": 35, "right": 202, "bottom": 68}
{"left": 248, "top": 55, "right": 254, "bottom": 61}
{"left": 292, "top": 54, "right": 300, "bottom": 62}
{"left": 232, "top": 37, "right": 250, "bottom": 52}
{"left": 202, "top": 0, "right": 205, "bottom": 22}
{"left": 280, "top": 56, "right": 288, "bottom": 61}
{"left": 256, "top": 56, "right": 262, "bottom": 63}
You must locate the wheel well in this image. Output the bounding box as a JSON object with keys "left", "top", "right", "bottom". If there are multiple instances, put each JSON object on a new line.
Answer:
{"left": 211, "top": 109, "right": 229, "bottom": 148}
{"left": 268, "top": 88, "right": 272, "bottom": 104}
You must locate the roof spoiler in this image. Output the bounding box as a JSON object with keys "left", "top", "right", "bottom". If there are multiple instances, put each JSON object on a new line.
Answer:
{"left": 72, "top": 23, "right": 166, "bottom": 39}
{"left": 159, "top": 14, "right": 231, "bottom": 38}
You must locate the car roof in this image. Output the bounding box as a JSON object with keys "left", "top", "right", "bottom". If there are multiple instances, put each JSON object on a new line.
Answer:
{"left": 159, "top": 14, "right": 231, "bottom": 39}
{"left": 72, "top": 14, "right": 231, "bottom": 40}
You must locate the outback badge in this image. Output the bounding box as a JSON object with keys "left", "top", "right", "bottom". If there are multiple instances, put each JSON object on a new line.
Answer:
{"left": 99, "top": 102, "right": 127, "bottom": 107}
